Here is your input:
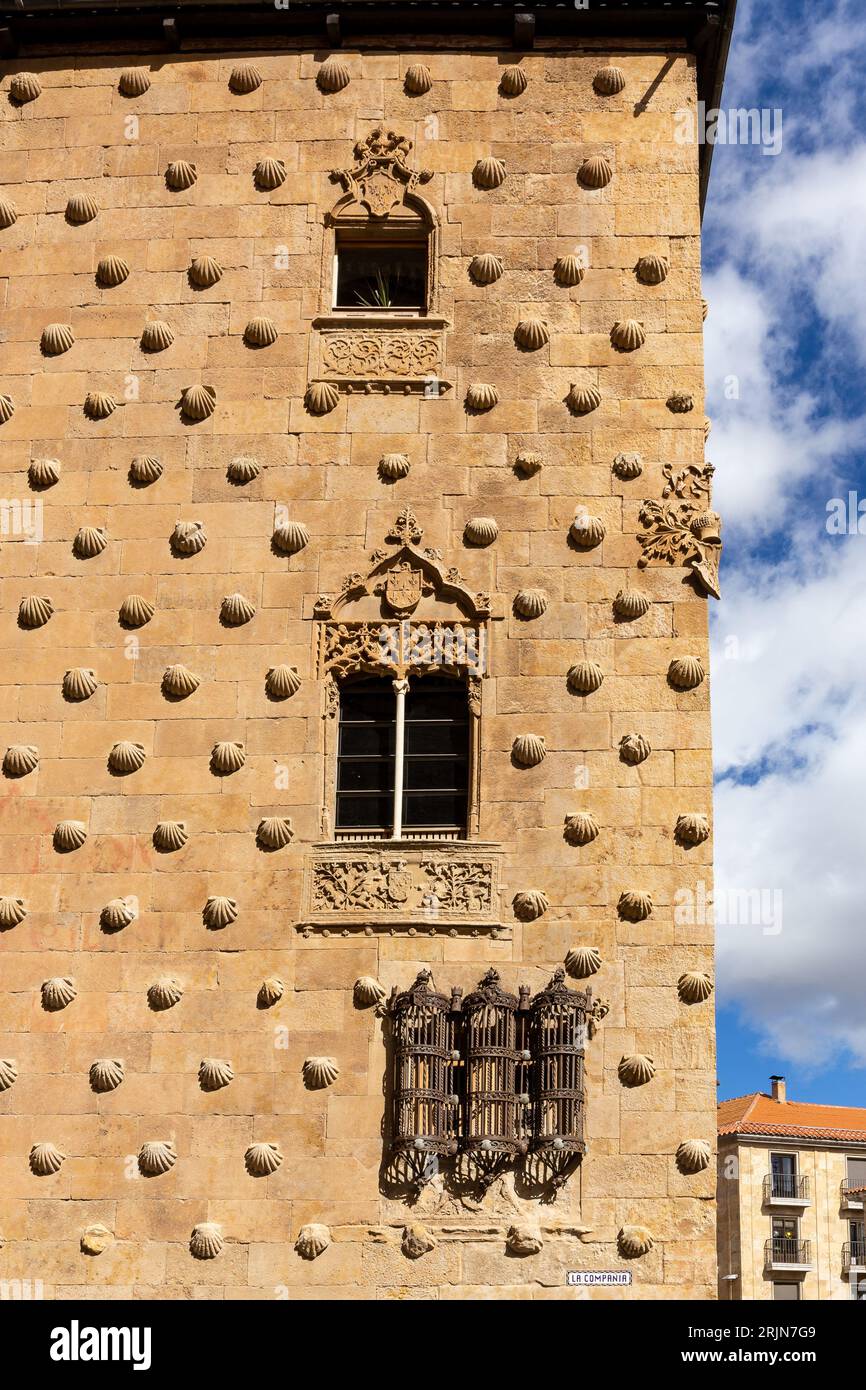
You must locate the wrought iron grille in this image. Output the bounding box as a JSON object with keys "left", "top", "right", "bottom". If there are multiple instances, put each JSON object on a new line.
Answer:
{"left": 531, "top": 966, "right": 588, "bottom": 1160}
{"left": 389, "top": 969, "right": 459, "bottom": 1191}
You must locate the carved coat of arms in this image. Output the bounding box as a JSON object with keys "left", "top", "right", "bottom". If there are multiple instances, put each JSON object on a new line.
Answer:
{"left": 384, "top": 562, "right": 423, "bottom": 615}
{"left": 330, "top": 128, "right": 433, "bottom": 218}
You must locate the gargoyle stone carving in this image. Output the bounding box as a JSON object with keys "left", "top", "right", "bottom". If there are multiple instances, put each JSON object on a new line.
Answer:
{"left": 637, "top": 463, "right": 722, "bottom": 599}
{"left": 330, "top": 128, "right": 433, "bottom": 218}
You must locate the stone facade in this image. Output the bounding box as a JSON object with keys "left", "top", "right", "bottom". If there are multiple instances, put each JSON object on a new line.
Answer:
{"left": 0, "top": 29, "right": 717, "bottom": 1299}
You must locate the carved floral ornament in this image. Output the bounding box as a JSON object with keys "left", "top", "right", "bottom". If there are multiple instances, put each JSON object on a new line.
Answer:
{"left": 330, "top": 128, "right": 433, "bottom": 219}
{"left": 637, "top": 463, "right": 723, "bottom": 599}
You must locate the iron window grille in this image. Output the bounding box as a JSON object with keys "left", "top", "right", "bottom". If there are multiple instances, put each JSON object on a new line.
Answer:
{"left": 388, "top": 969, "right": 460, "bottom": 1193}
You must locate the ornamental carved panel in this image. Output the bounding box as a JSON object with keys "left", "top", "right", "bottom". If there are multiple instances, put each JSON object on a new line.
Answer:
{"left": 320, "top": 330, "right": 442, "bottom": 380}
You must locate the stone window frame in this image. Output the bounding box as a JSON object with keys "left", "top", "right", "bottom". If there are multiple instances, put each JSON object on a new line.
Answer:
{"left": 317, "top": 185, "right": 444, "bottom": 323}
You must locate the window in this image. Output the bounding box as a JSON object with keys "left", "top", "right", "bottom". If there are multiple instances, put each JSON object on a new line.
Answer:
{"left": 770, "top": 1151, "right": 798, "bottom": 1199}
{"left": 336, "top": 675, "right": 469, "bottom": 838}
{"left": 334, "top": 229, "right": 428, "bottom": 312}
{"left": 773, "top": 1282, "right": 800, "bottom": 1301}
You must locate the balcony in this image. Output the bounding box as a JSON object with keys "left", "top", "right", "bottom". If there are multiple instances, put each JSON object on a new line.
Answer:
{"left": 764, "top": 1239, "right": 813, "bottom": 1273}
{"left": 841, "top": 1181, "right": 865, "bottom": 1210}
{"left": 843, "top": 1242, "right": 866, "bottom": 1272}
{"left": 762, "top": 1172, "right": 811, "bottom": 1206}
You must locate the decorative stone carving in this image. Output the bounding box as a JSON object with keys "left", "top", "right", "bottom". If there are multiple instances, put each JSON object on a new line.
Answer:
{"left": 303, "top": 1056, "right": 339, "bottom": 1090}
{"left": 296, "top": 1224, "right": 330, "bottom": 1259}
{"left": 100, "top": 897, "right": 137, "bottom": 931}
{"left": 578, "top": 154, "right": 613, "bottom": 189}
{"left": 258, "top": 977, "right": 284, "bottom": 1007}
{"left": 0, "top": 895, "right": 26, "bottom": 927}
{"left": 565, "top": 945, "right": 602, "bottom": 979}
{"left": 554, "top": 253, "right": 585, "bottom": 287}
{"left": 668, "top": 655, "right": 705, "bottom": 690}
{"left": 676, "top": 813, "right": 710, "bottom": 846}
{"left": 618, "top": 1055, "right": 656, "bottom": 1087}
{"left": 466, "top": 382, "right": 499, "bottom": 412}
{"left": 138, "top": 1141, "right": 176, "bottom": 1176}
{"left": 404, "top": 63, "right": 432, "bottom": 95}
{"left": 306, "top": 843, "right": 501, "bottom": 929}
{"left": 140, "top": 321, "right": 173, "bottom": 352}
{"left": 513, "top": 889, "right": 548, "bottom": 921}
{"left": 379, "top": 452, "right": 411, "bottom": 480}
{"left": 66, "top": 192, "right": 99, "bottom": 224}
{"left": 618, "top": 890, "right": 652, "bottom": 921}
{"left": 322, "top": 328, "right": 443, "bottom": 384}
{"left": 108, "top": 740, "right": 146, "bottom": 774}
{"left": 28, "top": 458, "right": 60, "bottom": 489}
{"left": 199, "top": 1059, "right": 234, "bottom": 1091}
{"left": 331, "top": 127, "right": 432, "bottom": 218}
{"left": 81, "top": 1223, "right": 114, "bottom": 1255}
{"left": 171, "top": 519, "right": 207, "bottom": 554}
{"left": 245, "top": 1142, "right": 283, "bottom": 1176}
{"left": 514, "top": 449, "right": 543, "bottom": 476}
{"left": 211, "top": 743, "right": 245, "bottom": 776}
{"left": 305, "top": 380, "right": 340, "bottom": 414}
{"left": 704, "top": 416, "right": 712, "bottom": 442}
{"left": 153, "top": 821, "right": 187, "bottom": 853}
{"left": 638, "top": 463, "right": 722, "bottom": 599}
{"left": 273, "top": 520, "right": 310, "bottom": 554}
{"left": 265, "top": 665, "right": 300, "bottom": 700}
{"left": 0, "top": 196, "right": 18, "bottom": 228}
{"left": 228, "top": 455, "right": 260, "bottom": 483}
{"left": 473, "top": 156, "right": 506, "bottom": 189}
{"left": 30, "top": 1143, "right": 65, "bottom": 1175}
{"left": 570, "top": 512, "right": 606, "bottom": 547}
{"left": 594, "top": 65, "right": 626, "bottom": 95}
{"left": 129, "top": 454, "right": 163, "bottom": 483}
{"left": 317, "top": 56, "right": 350, "bottom": 93}
{"left": 162, "top": 664, "right": 200, "bottom": 697}
{"left": 667, "top": 392, "right": 694, "bottom": 413}
{"left": 611, "top": 319, "right": 645, "bottom": 351}
{"left": 402, "top": 1224, "right": 436, "bottom": 1259}
{"left": 148, "top": 977, "right": 183, "bottom": 1010}
{"left": 469, "top": 252, "right": 504, "bottom": 285}
{"left": 96, "top": 255, "right": 129, "bottom": 287}
{"left": 74, "top": 525, "right": 108, "bottom": 558}
{"left": 702, "top": 297, "right": 709, "bottom": 320}
{"left": 11, "top": 72, "right": 42, "bottom": 103}
{"left": 619, "top": 732, "right": 651, "bottom": 765}
{"left": 54, "top": 821, "right": 87, "bottom": 852}
{"left": 119, "top": 67, "right": 151, "bottom": 96}
{"left": 635, "top": 254, "right": 669, "bottom": 285}
{"left": 229, "top": 62, "right": 262, "bottom": 94}
{"left": 3, "top": 746, "right": 38, "bottom": 778}
{"left": 257, "top": 817, "right": 293, "bottom": 851}
{"left": 244, "top": 316, "right": 278, "bottom": 346}
{"left": 514, "top": 588, "right": 548, "bottom": 619}
{"left": 120, "top": 594, "right": 154, "bottom": 627}
{"left": 189, "top": 255, "right": 223, "bottom": 287}
{"left": 500, "top": 64, "right": 528, "bottom": 96}
{"left": 181, "top": 383, "right": 216, "bottom": 421}
{"left": 254, "top": 157, "right": 286, "bottom": 191}
{"left": 613, "top": 588, "right": 651, "bottom": 620}
{"left": 512, "top": 733, "right": 546, "bottom": 766}
{"left": 90, "top": 1058, "right": 124, "bottom": 1092}
{"left": 618, "top": 1225, "right": 654, "bottom": 1257}
{"left": 677, "top": 1138, "right": 712, "bottom": 1174}
{"left": 190, "top": 1224, "right": 223, "bottom": 1259}
{"left": 613, "top": 451, "right": 643, "bottom": 481}
{"left": 464, "top": 515, "right": 499, "bottom": 546}
{"left": 567, "top": 661, "right": 604, "bottom": 695}
{"left": 0, "top": 1059, "right": 18, "bottom": 1091}
{"left": 506, "top": 1223, "right": 543, "bottom": 1255}
{"left": 41, "top": 323, "right": 74, "bottom": 356}
{"left": 203, "top": 895, "right": 238, "bottom": 929}
{"left": 564, "top": 812, "right": 599, "bottom": 846}
{"left": 566, "top": 382, "right": 601, "bottom": 415}
{"left": 678, "top": 971, "right": 714, "bottom": 1004}
{"left": 0, "top": 394, "right": 14, "bottom": 424}
{"left": 354, "top": 976, "right": 386, "bottom": 1008}
{"left": 165, "top": 159, "right": 196, "bottom": 190}
{"left": 515, "top": 318, "right": 549, "bottom": 350}
{"left": 42, "top": 977, "right": 77, "bottom": 1011}
{"left": 83, "top": 392, "right": 117, "bottom": 420}
{"left": 221, "top": 592, "right": 256, "bottom": 626}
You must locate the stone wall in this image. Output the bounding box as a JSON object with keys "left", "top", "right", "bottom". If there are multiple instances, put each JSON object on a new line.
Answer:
{"left": 0, "top": 37, "right": 716, "bottom": 1299}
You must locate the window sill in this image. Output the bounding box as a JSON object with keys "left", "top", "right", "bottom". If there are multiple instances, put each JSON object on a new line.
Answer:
{"left": 314, "top": 313, "right": 451, "bottom": 330}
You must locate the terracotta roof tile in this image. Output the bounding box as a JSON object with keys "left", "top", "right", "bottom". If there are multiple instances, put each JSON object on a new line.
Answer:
{"left": 718, "top": 1091, "right": 866, "bottom": 1141}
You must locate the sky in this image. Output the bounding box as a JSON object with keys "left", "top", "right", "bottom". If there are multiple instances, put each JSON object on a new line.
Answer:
{"left": 702, "top": 0, "right": 866, "bottom": 1106}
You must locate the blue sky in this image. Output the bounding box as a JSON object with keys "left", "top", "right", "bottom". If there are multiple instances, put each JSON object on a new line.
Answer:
{"left": 703, "top": 0, "right": 866, "bottom": 1105}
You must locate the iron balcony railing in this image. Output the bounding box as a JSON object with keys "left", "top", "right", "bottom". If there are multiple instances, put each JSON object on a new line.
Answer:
{"left": 763, "top": 1172, "right": 810, "bottom": 1202}
{"left": 842, "top": 1180, "right": 866, "bottom": 1205}
{"left": 765, "top": 1238, "right": 812, "bottom": 1267}
{"left": 843, "top": 1242, "right": 866, "bottom": 1271}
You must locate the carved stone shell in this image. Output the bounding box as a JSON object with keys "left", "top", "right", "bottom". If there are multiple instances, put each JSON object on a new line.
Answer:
{"left": 554, "top": 254, "right": 585, "bottom": 288}
{"left": 162, "top": 664, "right": 200, "bottom": 698}
{"left": 667, "top": 392, "right": 694, "bottom": 414}
{"left": 469, "top": 253, "right": 503, "bottom": 286}
{"left": 28, "top": 457, "right": 60, "bottom": 489}
{"left": 296, "top": 1223, "right": 330, "bottom": 1259}
{"left": 635, "top": 254, "right": 669, "bottom": 285}
{"left": 0, "top": 895, "right": 26, "bottom": 927}
{"left": 108, "top": 740, "right": 146, "bottom": 774}
{"left": 512, "top": 889, "right": 548, "bottom": 921}
{"left": 148, "top": 977, "right": 183, "bottom": 1010}
{"left": 305, "top": 380, "right": 340, "bottom": 415}
{"left": 618, "top": 1225, "right": 654, "bottom": 1257}
{"left": 258, "top": 977, "right": 284, "bottom": 1007}
{"left": 265, "top": 665, "right": 301, "bottom": 700}
{"left": 0, "top": 396, "right": 15, "bottom": 430}
{"left": 570, "top": 513, "right": 605, "bottom": 547}
{"left": 229, "top": 62, "right": 262, "bottom": 94}
{"left": 42, "top": 976, "right": 77, "bottom": 1011}
{"left": 74, "top": 525, "right": 108, "bottom": 558}
{"left": 379, "top": 452, "right": 410, "bottom": 480}
{"left": 0, "top": 1058, "right": 18, "bottom": 1091}
{"left": 272, "top": 520, "right": 310, "bottom": 554}
{"left": 594, "top": 65, "right": 626, "bottom": 96}
{"left": 676, "top": 813, "right": 710, "bottom": 846}
{"left": 567, "top": 661, "right": 604, "bottom": 695}
{"left": 4, "top": 745, "right": 39, "bottom": 778}
{"left": 613, "top": 451, "right": 643, "bottom": 480}
{"left": 221, "top": 592, "right": 256, "bottom": 626}
{"left": 500, "top": 64, "right": 528, "bottom": 97}
{"left": 245, "top": 1142, "right": 283, "bottom": 1176}
{"left": 153, "top": 821, "right": 188, "bottom": 853}
{"left": 66, "top": 191, "right": 99, "bottom": 224}
{"left": 611, "top": 319, "right": 646, "bottom": 351}
{"left": 119, "top": 593, "right": 154, "bottom": 627}
{"left": 0, "top": 196, "right": 18, "bottom": 228}
{"left": 138, "top": 1140, "right": 176, "bottom": 1177}
{"left": 354, "top": 976, "right": 386, "bottom": 1008}
{"left": 181, "top": 383, "right": 216, "bottom": 421}
{"left": 129, "top": 454, "right": 163, "bottom": 484}
{"left": 165, "top": 159, "right": 197, "bottom": 190}
{"left": 578, "top": 154, "right": 613, "bottom": 189}
{"left": 402, "top": 1224, "right": 436, "bottom": 1259}
{"left": 81, "top": 1223, "right": 114, "bottom": 1255}
{"left": 11, "top": 72, "right": 42, "bottom": 103}
{"left": 512, "top": 733, "right": 546, "bottom": 767}
{"left": 566, "top": 382, "right": 601, "bottom": 415}
{"left": 464, "top": 515, "right": 499, "bottom": 546}
{"left": 619, "top": 732, "right": 651, "bottom": 765}
{"left": 53, "top": 820, "right": 87, "bottom": 852}
{"left": 119, "top": 67, "right": 151, "bottom": 96}
{"left": 702, "top": 297, "right": 709, "bottom": 321}
{"left": 317, "top": 56, "right": 350, "bottom": 92}
{"left": 189, "top": 255, "right": 223, "bottom": 287}
{"left": 228, "top": 455, "right": 260, "bottom": 483}
{"left": 677, "top": 1138, "right": 712, "bottom": 1174}
{"left": 140, "top": 320, "right": 174, "bottom": 352}
{"left": 613, "top": 588, "right": 651, "bottom": 620}
{"left": 257, "top": 817, "right": 293, "bottom": 851}
{"left": 171, "top": 520, "right": 207, "bottom": 554}
{"left": 404, "top": 63, "right": 432, "bottom": 95}
{"left": 618, "top": 890, "right": 652, "bottom": 921}
{"left": 678, "top": 971, "right": 714, "bottom": 1005}
{"left": 100, "top": 897, "right": 137, "bottom": 931}
{"left": 203, "top": 894, "right": 238, "bottom": 929}
{"left": 514, "top": 450, "right": 543, "bottom": 476}
{"left": 564, "top": 812, "right": 600, "bottom": 846}
{"left": 473, "top": 156, "right": 507, "bottom": 189}
{"left": 465, "top": 382, "right": 499, "bottom": 412}
{"left": 514, "top": 588, "right": 548, "bottom": 619}
{"left": 30, "top": 1143, "right": 65, "bottom": 1176}
{"left": 668, "top": 655, "right": 705, "bottom": 689}
{"left": 704, "top": 416, "right": 712, "bottom": 442}
{"left": 199, "top": 1058, "right": 234, "bottom": 1091}
{"left": 211, "top": 742, "right": 245, "bottom": 776}
{"left": 515, "top": 318, "right": 549, "bottom": 351}
{"left": 303, "top": 1056, "right": 339, "bottom": 1090}
{"left": 244, "top": 316, "right": 279, "bottom": 346}
{"left": 618, "top": 1055, "right": 656, "bottom": 1087}
{"left": 41, "top": 323, "right": 74, "bottom": 356}
{"left": 96, "top": 255, "right": 130, "bottom": 287}
{"left": 90, "top": 1058, "right": 124, "bottom": 1093}
{"left": 83, "top": 392, "right": 117, "bottom": 420}
{"left": 506, "top": 1223, "right": 543, "bottom": 1256}
{"left": 190, "top": 1223, "right": 223, "bottom": 1259}
{"left": 565, "top": 945, "right": 602, "bottom": 979}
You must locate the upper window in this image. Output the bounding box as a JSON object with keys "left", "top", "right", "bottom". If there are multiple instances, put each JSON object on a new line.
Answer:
{"left": 334, "top": 229, "right": 428, "bottom": 312}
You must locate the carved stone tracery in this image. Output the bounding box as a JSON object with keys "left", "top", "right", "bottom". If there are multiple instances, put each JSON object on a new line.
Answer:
{"left": 637, "top": 463, "right": 722, "bottom": 599}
